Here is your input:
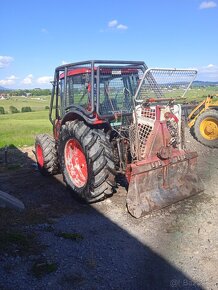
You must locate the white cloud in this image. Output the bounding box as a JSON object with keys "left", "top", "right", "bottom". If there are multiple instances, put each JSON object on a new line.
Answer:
{"left": 198, "top": 64, "right": 218, "bottom": 80}
{"left": 107, "top": 20, "right": 128, "bottom": 31}
{"left": 61, "top": 60, "right": 68, "bottom": 65}
{"left": 200, "top": 64, "right": 217, "bottom": 72}
{"left": 22, "top": 74, "right": 33, "bottom": 85}
{"left": 41, "top": 28, "right": 48, "bottom": 33}
{"left": 108, "top": 20, "right": 118, "bottom": 28}
{"left": 0, "top": 75, "right": 17, "bottom": 86}
{"left": 8, "top": 75, "right": 17, "bottom": 80}
{"left": 37, "top": 76, "right": 53, "bottom": 84}
{"left": 0, "top": 79, "right": 12, "bottom": 86}
{"left": 199, "top": 1, "right": 217, "bottom": 9}
{"left": 0, "top": 56, "right": 14, "bottom": 69}
{"left": 117, "top": 24, "right": 128, "bottom": 30}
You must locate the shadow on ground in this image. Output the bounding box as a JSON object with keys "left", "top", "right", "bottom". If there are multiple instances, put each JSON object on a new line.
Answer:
{"left": 0, "top": 146, "right": 203, "bottom": 290}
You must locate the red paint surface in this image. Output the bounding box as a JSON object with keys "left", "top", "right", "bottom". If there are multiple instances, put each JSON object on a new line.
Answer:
{"left": 65, "top": 139, "right": 88, "bottom": 188}
{"left": 36, "top": 144, "right": 44, "bottom": 167}
{"left": 59, "top": 67, "right": 138, "bottom": 79}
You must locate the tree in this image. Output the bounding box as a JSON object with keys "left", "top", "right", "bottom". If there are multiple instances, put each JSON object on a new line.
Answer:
{"left": 9, "top": 106, "right": 19, "bottom": 113}
{"left": 21, "top": 106, "right": 32, "bottom": 112}
{"left": 0, "top": 106, "right": 5, "bottom": 114}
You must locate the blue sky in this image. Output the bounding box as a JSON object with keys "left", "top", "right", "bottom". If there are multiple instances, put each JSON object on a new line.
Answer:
{"left": 1, "top": 0, "right": 218, "bottom": 89}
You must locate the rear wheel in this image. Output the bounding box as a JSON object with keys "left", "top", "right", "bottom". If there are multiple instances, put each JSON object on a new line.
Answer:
{"left": 58, "top": 120, "right": 116, "bottom": 202}
{"left": 194, "top": 109, "right": 218, "bottom": 148}
{"left": 35, "top": 134, "right": 59, "bottom": 175}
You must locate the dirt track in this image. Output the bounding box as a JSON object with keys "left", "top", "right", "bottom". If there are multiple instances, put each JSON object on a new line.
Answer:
{"left": 0, "top": 129, "right": 217, "bottom": 290}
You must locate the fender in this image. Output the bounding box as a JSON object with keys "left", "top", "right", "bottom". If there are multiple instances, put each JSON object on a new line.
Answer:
{"left": 53, "top": 109, "right": 108, "bottom": 141}
{"left": 61, "top": 109, "right": 105, "bottom": 125}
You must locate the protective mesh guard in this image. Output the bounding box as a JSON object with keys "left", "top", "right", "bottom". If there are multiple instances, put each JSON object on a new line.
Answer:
{"left": 141, "top": 107, "right": 156, "bottom": 119}
{"left": 136, "top": 68, "right": 197, "bottom": 100}
{"left": 130, "top": 107, "right": 155, "bottom": 159}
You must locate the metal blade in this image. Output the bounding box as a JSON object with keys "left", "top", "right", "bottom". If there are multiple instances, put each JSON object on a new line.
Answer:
{"left": 126, "top": 153, "right": 204, "bottom": 218}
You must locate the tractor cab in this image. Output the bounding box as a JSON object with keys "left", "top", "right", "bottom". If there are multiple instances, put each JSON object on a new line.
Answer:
{"left": 49, "top": 61, "right": 145, "bottom": 126}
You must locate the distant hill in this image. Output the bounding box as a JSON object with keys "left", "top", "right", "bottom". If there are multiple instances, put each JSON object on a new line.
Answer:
{"left": 0, "top": 86, "right": 8, "bottom": 91}
{"left": 193, "top": 81, "right": 218, "bottom": 87}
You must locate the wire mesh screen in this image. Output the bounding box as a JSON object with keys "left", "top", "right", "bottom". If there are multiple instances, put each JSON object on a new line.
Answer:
{"left": 129, "top": 106, "right": 156, "bottom": 159}
{"left": 136, "top": 69, "right": 197, "bottom": 100}
{"left": 98, "top": 67, "right": 144, "bottom": 116}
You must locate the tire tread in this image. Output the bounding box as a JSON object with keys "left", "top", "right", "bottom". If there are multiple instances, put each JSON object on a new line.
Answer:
{"left": 58, "top": 121, "right": 116, "bottom": 202}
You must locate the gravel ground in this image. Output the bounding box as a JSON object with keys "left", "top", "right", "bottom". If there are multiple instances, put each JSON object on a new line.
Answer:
{"left": 0, "top": 129, "right": 217, "bottom": 290}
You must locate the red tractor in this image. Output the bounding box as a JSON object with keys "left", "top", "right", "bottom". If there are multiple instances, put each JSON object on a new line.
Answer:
{"left": 35, "top": 60, "right": 203, "bottom": 218}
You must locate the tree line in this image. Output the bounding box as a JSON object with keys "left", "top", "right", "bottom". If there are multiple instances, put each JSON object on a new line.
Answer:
{"left": 0, "top": 88, "right": 51, "bottom": 96}
{"left": 0, "top": 105, "right": 50, "bottom": 114}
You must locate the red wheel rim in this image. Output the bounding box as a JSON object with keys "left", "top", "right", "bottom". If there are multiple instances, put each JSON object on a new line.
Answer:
{"left": 36, "top": 144, "right": 44, "bottom": 167}
{"left": 64, "top": 139, "right": 88, "bottom": 188}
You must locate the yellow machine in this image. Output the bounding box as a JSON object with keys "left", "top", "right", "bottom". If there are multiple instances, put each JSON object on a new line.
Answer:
{"left": 188, "top": 95, "right": 218, "bottom": 148}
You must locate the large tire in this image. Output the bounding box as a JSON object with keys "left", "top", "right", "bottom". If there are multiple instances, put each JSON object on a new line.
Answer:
{"left": 194, "top": 109, "right": 218, "bottom": 148}
{"left": 35, "top": 134, "right": 59, "bottom": 175}
{"left": 58, "top": 120, "right": 116, "bottom": 202}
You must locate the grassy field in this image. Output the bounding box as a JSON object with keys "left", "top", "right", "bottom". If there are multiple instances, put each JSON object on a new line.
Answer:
{"left": 150, "top": 86, "right": 218, "bottom": 102}
{"left": 176, "top": 86, "right": 218, "bottom": 102}
{"left": 0, "top": 95, "right": 50, "bottom": 112}
{"left": 0, "top": 111, "right": 52, "bottom": 148}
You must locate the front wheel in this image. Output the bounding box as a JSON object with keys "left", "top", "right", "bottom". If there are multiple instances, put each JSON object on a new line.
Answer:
{"left": 194, "top": 109, "right": 218, "bottom": 148}
{"left": 58, "top": 120, "right": 116, "bottom": 202}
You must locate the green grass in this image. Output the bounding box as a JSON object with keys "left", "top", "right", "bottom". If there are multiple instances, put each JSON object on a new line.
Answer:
{"left": 0, "top": 231, "right": 40, "bottom": 256}
{"left": 0, "top": 110, "right": 52, "bottom": 148}
{"left": 56, "top": 232, "right": 84, "bottom": 241}
{"left": 141, "top": 86, "right": 218, "bottom": 102}
{"left": 0, "top": 95, "right": 50, "bottom": 112}
{"left": 175, "top": 86, "right": 218, "bottom": 102}
{"left": 31, "top": 261, "right": 58, "bottom": 277}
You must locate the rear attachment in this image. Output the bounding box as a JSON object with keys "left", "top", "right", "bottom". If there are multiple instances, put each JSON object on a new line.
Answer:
{"left": 126, "top": 68, "right": 204, "bottom": 218}
{"left": 126, "top": 152, "right": 202, "bottom": 218}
